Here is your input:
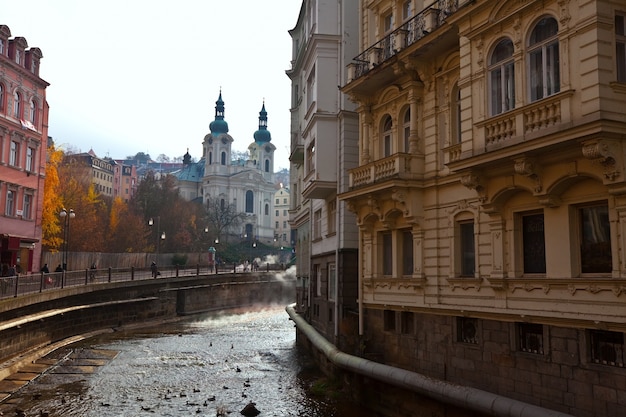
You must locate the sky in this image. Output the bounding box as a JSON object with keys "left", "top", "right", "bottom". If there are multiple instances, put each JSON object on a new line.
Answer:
{"left": 3, "top": 0, "right": 303, "bottom": 170}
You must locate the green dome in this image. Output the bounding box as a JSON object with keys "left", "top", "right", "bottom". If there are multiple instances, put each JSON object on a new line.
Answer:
{"left": 253, "top": 102, "right": 271, "bottom": 143}
{"left": 209, "top": 91, "right": 229, "bottom": 134}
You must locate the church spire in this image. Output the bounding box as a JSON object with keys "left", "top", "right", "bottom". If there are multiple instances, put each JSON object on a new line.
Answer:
{"left": 209, "top": 89, "right": 229, "bottom": 134}
{"left": 253, "top": 100, "right": 271, "bottom": 143}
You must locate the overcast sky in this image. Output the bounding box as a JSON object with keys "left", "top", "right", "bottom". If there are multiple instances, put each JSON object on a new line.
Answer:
{"left": 4, "top": 0, "right": 302, "bottom": 170}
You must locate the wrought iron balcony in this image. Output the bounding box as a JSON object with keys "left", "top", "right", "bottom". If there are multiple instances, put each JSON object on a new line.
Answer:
{"left": 348, "top": 0, "right": 460, "bottom": 82}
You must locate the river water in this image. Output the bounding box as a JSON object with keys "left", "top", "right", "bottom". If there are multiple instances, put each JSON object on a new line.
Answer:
{"left": 0, "top": 306, "right": 373, "bottom": 417}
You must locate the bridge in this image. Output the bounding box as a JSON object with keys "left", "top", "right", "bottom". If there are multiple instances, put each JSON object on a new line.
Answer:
{"left": 0, "top": 268, "right": 295, "bottom": 381}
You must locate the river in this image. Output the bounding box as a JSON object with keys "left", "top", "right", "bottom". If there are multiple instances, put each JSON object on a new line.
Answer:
{"left": 0, "top": 305, "right": 373, "bottom": 416}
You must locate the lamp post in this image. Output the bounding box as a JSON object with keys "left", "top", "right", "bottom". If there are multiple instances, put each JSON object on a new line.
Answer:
{"left": 148, "top": 217, "right": 166, "bottom": 261}
{"left": 59, "top": 208, "right": 75, "bottom": 271}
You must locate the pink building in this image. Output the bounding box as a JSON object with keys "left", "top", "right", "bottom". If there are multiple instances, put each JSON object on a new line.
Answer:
{"left": 113, "top": 160, "right": 137, "bottom": 202}
{"left": 0, "top": 25, "right": 49, "bottom": 274}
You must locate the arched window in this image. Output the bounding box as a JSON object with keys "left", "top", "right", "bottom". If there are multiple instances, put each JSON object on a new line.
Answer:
{"left": 209, "top": 152, "right": 212, "bottom": 165}
{"left": 402, "top": 108, "right": 410, "bottom": 152}
{"left": 245, "top": 190, "right": 254, "bottom": 213}
{"left": 382, "top": 115, "right": 392, "bottom": 157}
{"left": 264, "top": 203, "right": 269, "bottom": 216}
{"left": 265, "top": 159, "right": 270, "bottom": 172}
{"left": 29, "top": 99, "right": 36, "bottom": 124}
{"left": 489, "top": 38, "right": 515, "bottom": 115}
{"left": 13, "top": 91, "right": 20, "bottom": 118}
{"left": 221, "top": 152, "right": 226, "bottom": 165}
{"left": 451, "top": 85, "right": 461, "bottom": 144}
{"left": 528, "top": 17, "right": 560, "bottom": 102}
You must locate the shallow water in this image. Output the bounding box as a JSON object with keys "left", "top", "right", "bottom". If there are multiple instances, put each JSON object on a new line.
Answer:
{"left": 0, "top": 306, "right": 372, "bottom": 416}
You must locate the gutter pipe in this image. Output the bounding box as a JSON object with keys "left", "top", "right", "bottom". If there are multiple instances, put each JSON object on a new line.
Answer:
{"left": 286, "top": 303, "right": 574, "bottom": 417}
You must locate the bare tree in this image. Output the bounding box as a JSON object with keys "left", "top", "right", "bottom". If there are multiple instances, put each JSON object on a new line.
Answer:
{"left": 205, "top": 197, "right": 245, "bottom": 243}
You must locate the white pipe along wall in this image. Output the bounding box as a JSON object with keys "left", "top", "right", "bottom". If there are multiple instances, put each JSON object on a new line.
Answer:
{"left": 285, "top": 304, "right": 575, "bottom": 417}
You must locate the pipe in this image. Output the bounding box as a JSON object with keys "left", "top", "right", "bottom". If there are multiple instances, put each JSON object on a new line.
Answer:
{"left": 286, "top": 304, "right": 574, "bottom": 417}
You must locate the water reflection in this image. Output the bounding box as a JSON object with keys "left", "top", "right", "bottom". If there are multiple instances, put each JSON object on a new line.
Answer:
{"left": 0, "top": 306, "right": 371, "bottom": 416}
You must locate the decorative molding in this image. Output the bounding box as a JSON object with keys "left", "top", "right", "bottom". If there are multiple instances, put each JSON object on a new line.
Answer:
{"left": 513, "top": 157, "right": 542, "bottom": 193}
{"left": 582, "top": 139, "right": 621, "bottom": 182}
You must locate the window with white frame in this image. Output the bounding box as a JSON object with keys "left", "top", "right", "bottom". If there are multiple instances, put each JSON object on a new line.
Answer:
{"left": 313, "top": 209, "right": 322, "bottom": 239}
{"left": 382, "top": 116, "right": 392, "bottom": 157}
{"left": 23, "top": 193, "right": 32, "bottom": 219}
{"left": 5, "top": 189, "right": 15, "bottom": 216}
{"left": 29, "top": 99, "right": 36, "bottom": 124}
{"left": 403, "top": 108, "right": 410, "bottom": 152}
{"left": 315, "top": 264, "right": 322, "bottom": 296}
{"left": 328, "top": 263, "right": 336, "bottom": 301}
{"left": 306, "top": 65, "right": 316, "bottom": 109}
{"left": 15, "top": 49, "right": 21, "bottom": 65}
{"left": 489, "top": 38, "right": 515, "bottom": 115}
{"left": 522, "top": 212, "right": 546, "bottom": 274}
{"left": 402, "top": 1, "right": 413, "bottom": 21}
{"left": 579, "top": 202, "right": 612, "bottom": 273}
{"left": 458, "top": 220, "right": 475, "bottom": 277}
{"left": 26, "top": 147, "right": 33, "bottom": 172}
{"left": 306, "top": 141, "right": 316, "bottom": 175}
{"left": 451, "top": 85, "right": 461, "bottom": 144}
{"left": 383, "top": 11, "right": 393, "bottom": 33}
{"left": 528, "top": 17, "right": 560, "bottom": 102}
{"left": 616, "top": 14, "right": 626, "bottom": 83}
{"left": 10, "top": 141, "right": 18, "bottom": 166}
{"left": 13, "top": 91, "right": 20, "bottom": 118}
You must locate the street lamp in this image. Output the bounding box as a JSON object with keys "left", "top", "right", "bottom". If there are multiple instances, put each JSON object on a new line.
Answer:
{"left": 148, "top": 217, "right": 166, "bottom": 259}
{"left": 59, "top": 208, "right": 75, "bottom": 271}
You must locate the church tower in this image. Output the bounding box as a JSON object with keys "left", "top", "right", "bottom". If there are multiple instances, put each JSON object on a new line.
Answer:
{"left": 248, "top": 101, "right": 276, "bottom": 183}
{"left": 203, "top": 90, "right": 233, "bottom": 175}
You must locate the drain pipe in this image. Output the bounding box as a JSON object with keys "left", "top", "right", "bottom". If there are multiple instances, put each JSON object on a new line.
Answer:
{"left": 286, "top": 304, "right": 574, "bottom": 417}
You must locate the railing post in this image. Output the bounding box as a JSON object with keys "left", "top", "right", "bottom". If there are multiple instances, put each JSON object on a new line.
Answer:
{"left": 85, "top": 269, "right": 89, "bottom": 285}
{"left": 197, "top": 264, "right": 200, "bottom": 276}
{"left": 13, "top": 276, "right": 19, "bottom": 298}
{"left": 266, "top": 262, "right": 269, "bottom": 272}
{"left": 108, "top": 267, "right": 112, "bottom": 283}
{"left": 131, "top": 266, "right": 135, "bottom": 281}
{"left": 234, "top": 263, "right": 236, "bottom": 273}
{"left": 40, "top": 272, "right": 44, "bottom": 293}
{"left": 176, "top": 265, "right": 180, "bottom": 278}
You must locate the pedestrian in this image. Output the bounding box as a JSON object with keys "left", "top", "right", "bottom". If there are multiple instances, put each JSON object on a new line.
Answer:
{"left": 55, "top": 264, "right": 63, "bottom": 272}
{"left": 151, "top": 261, "right": 158, "bottom": 278}
{"left": 89, "top": 263, "right": 97, "bottom": 281}
{"left": 41, "top": 263, "right": 49, "bottom": 274}
{"left": 7, "top": 265, "right": 16, "bottom": 277}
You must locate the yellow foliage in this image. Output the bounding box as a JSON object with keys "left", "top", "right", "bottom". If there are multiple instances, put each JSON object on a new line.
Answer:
{"left": 41, "top": 146, "right": 64, "bottom": 250}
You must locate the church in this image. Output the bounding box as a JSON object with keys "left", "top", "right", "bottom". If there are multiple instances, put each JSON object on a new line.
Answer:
{"left": 174, "top": 91, "right": 276, "bottom": 244}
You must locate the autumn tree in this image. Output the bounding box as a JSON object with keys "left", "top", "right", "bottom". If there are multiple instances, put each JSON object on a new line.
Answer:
{"left": 107, "top": 196, "right": 149, "bottom": 252}
{"left": 41, "top": 145, "right": 64, "bottom": 251}
{"left": 205, "top": 196, "right": 245, "bottom": 244}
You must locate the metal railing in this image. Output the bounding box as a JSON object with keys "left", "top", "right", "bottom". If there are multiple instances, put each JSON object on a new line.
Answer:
{"left": 0, "top": 262, "right": 290, "bottom": 301}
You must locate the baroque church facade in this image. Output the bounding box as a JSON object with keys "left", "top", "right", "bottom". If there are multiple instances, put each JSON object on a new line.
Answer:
{"left": 175, "top": 92, "right": 276, "bottom": 244}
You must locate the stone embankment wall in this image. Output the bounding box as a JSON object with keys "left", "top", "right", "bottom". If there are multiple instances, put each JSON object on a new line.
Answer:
{"left": 0, "top": 273, "right": 295, "bottom": 379}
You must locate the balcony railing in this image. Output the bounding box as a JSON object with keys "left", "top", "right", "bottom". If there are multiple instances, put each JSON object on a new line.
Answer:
{"left": 349, "top": 0, "right": 459, "bottom": 81}
{"left": 349, "top": 153, "right": 421, "bottom": 188}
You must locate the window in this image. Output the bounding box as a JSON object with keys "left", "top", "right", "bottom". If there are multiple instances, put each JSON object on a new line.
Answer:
{"left": 15, "top": 49, "right": 21, "bottom": 64}
{"left": 315, "top": 264, "right": 322, "bottom": 296}
{"left": 382, "top": 116, "right": 392, "bottom": 157}
{"left": 275, "top": 210, "right": 279, "bottom": 216}
{"left": 518, "top": 323, "right": 544, "bottom": 354}
{"left": 522, "top": 212, "right": 546, "bottom": 274}
{"left": 10, "top": 141, "right": 19, "bottom": 166}
{"left": 275, "top": 221, "right": 279, "bottom": 228}
{"left": 403, "top": 109, "right": 410, "bottom": 152}
{"left": 489, "top": 38, "right": 515, "bottom": 115}
{"left": 616, "top": 14, "right": 626, "bottom": 82}
{"left": 383, "top": 11, "right": 393, "bottom": 33}
{"left": 265, "top": 159, "right": 270, "bottom": 172}
{"left": 0, "top": 39, "right": 3, "bottom": 55}
{"left": 402, "top": 1, "right": 413, "bottom": 21}
{"left": 275, "top": 198, "right": 279, "bottom": 204}
{"left": 221, "top": 151, "right": 226, "bottom": 165}
{"left": 328, "top": 263, "right": 336, "bottom": 301}
{"left": 457, "top": 317, "right": 478, "bottom": 344}
{"left": 26, "top": 147, "right": 34, "bottom": 172}
{"left": 245, "top": 190, "right": 254, "bottom": 213}
{"left": 13, "top": 91, "right": 20, "bottom": 118}
{"left": 327, "top": 200, "right": 336, "bottom": 234}
{"left": 402, "top": 229, "right": 413, "bottom": 275}
{"left": 283, "top": 221, "right": 287, "bottom": 228}
{"left": 580, "top": 203, "right": 612, "bottom": 273}
{"left": 5, "top": 189, "right": 15, "bottom": 216}
{"left": 306, "top": 141, "right": 316, "bottom": 175}
{"left": 264, "top": 203, "right": 269, "bottom": 216}
{"left": 209, "top": 152, "right": 212, "bottom": 164}
{"left": 306, "top": 65, "right": 316, "bottom": 109}
{"left": 283, "top": 209, "right": 287, "bottom": 216}
{"left": 23, "top": 194, "right": 32, "bottom": 219}
{"left": 590, "top": 330, "right": 624, "bottom": 367}
{"left": 528, "top": 17, "right": 560, "bottom": 102}
{"left": 29, "top": 99, "right": 36, "bottom": 124}
{"left": 0, "top": 83, "right": 4, "bottom": 112}
{"left": 459, "top": 221, "right": 475, "bottom": 277}
{"left": 284, "top": 198, "right": 287, "bottom": 204}
{"left": 401, "top": 311, "right": 414, "bottom": 334}
{"left": 451, "top": 86, "right": 461, "bottom": 144}
{"left": 382, "top": 232, "right": 393, "bottom": 276}
{"left": 384, "top": 309, "right": 396, "bottom": 331}
{"left": 313, "top": 209, "right": 322, "bottom": 239}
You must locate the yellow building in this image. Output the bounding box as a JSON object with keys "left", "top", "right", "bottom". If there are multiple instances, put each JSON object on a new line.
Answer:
{"left": 340, "top": 0, "right": 626, "bottom": 414}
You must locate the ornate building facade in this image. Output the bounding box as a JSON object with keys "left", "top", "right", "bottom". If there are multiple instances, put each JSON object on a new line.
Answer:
{"left": 288, "top": 0, "right": 360, "bottom": 344}
{"left": 337, "top": 0, "right": 626, "bottom": 415}
{"left": 0, "top": 25, "right": 48, "bottom": 274}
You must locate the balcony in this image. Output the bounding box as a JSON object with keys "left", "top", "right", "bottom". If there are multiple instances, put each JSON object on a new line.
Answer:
{"left": 302, "top": 171, "right": 337, "bottom": 200}
{"left": 347, "top": 0, "right": 460, "bottom": 83}
{"left": 349, "top": 153, "right": 422, "bottom": 189}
